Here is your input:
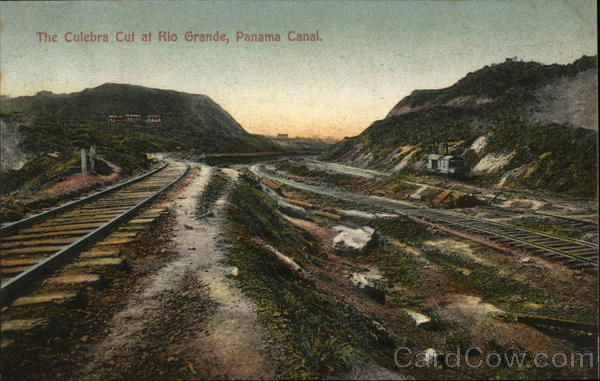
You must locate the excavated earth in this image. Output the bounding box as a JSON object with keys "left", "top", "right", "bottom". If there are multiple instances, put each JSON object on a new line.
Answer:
{"left": 1, "top": 158, "right": 598, "bottom": 380}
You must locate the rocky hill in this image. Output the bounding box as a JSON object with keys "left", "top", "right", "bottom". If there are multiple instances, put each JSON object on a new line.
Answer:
{"left": 0, "top": 84, "right": 276, "bottom": 194}
{"left": 324, "top": 56, "right": 598, "bottom": 197}
{"left": 1, "top": 83, "right": 275, "bottom": 154}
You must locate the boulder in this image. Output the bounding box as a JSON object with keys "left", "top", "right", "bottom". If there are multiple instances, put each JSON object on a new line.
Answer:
{"left": 403, "top": 309, "right": 433, "bottom": 328}
{"left": 348, "top": 270, "right": 381, "bottom": 289}
{"left": 332, "top": 225, "right": 378, "bottom": 254}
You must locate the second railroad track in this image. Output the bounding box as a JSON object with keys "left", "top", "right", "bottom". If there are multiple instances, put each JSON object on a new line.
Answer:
{"left": 253, "top": 165, "right": 598, "bottom": 274}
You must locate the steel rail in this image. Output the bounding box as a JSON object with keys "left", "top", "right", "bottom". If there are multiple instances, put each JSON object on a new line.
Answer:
{"left": 372, "top": 205, "right": 598, "bottom": 267}
{"left": 410, "top": 212, "right": 597, "bottom": 266}
{"left": 408, "top": 207, "right": 598, "bottom": 249}
{"left": 0, "top": 164, "right": 168, "bottom": 237}
{"left": 253, "top": 165, "right": 598, "bottom": 270}
{"left": 339, "top": 193, "right": 598, "bottom": 250}
{"left": 1, "top": 164, "right": 189, "bottom": 304}
{"left": 305, "top": 158, "right": 598, "bottom": 228}
{"left": 396, "top": 207, "right": 598, "bottom": 256}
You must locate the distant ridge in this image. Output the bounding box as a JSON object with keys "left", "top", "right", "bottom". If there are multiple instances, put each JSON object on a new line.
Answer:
{"left": 324, "top": 56, "right": 598, "bottom": 196}
{"left": 1, "top": 83, "right": 275, "bottom": 153}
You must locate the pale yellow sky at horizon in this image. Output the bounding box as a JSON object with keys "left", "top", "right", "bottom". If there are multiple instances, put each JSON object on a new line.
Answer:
{"left": 0, "top": 1, "right": 597, "bottom": 139}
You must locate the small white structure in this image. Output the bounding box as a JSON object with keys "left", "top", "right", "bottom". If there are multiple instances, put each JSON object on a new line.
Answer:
{"left": 425, "top": 154, "right": 466, "bottom": 175}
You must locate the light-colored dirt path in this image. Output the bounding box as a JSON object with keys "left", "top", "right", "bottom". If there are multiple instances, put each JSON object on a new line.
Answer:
{"left": 80, "top": 164, "right": 280, "bottom": 380}
{"left": 185, "top": 167, "right": 281, "bottom": 379}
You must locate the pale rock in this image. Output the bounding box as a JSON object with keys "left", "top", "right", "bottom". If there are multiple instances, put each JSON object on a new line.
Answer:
{"left": 403, "top": 309, "right": 432, "bottom": 327}
{"left": 332, "top": 225, "right": 378, "bottom": 254}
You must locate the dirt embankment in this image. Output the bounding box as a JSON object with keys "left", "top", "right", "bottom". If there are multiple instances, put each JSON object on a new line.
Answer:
{"left": 1, "top": 165, "right": 124, "bottom": 224}
{"left": 1, "top": 165, "right": 284, "bottom": 380}
{"left": 1, "top": 172, "right": 193, "bottom": 380}
{"left": 529, "top": 68, "right": 598, "bottom": 131}
{"left": 79, "top": 165, "right": 282, "bottom": 380}
{"left": 2, "top": 160, "right": 596, "bottom": 380}
{"left": 244, "top": 168, "right": 597, "bottom": 379}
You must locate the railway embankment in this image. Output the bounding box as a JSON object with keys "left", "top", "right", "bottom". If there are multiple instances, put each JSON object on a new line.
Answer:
{"left": 1, "top": 163, "right": 191, "bottom": 380}
{"left": 222, "top": 166, "right": 598, "bottom": 379}
{"left": 1, "top": 158, "right": 597, "bottom": 380}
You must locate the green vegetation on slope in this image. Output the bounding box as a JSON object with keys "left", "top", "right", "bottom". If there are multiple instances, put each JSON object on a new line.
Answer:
{"left": 195, "top": 169, "right": 229, "bottom": 217}
{"left": 324, "top": 56, "right": 598, "bottom": 197}
{"left": 394, "top": 56, "right": 596, "bottom": 111}
{"left": 487, "top": 120, "right": 597, "bottom": 196}
{"left": 223, "top": 177, "right": 402, "bottom": 378}
{"left": 274, "top": 160, "right": 361, "bottom": 187}
{"left": 0, "top": 116, "right": 170, "bottom": 194}
{"left": 2, "top": 83, "right": 277, "bottom": 154}
{"left": 0, "top": 83, "right": 279, "bottom": 194}
{"left": 367, "top": 216, "right": 596, "bottom": 324}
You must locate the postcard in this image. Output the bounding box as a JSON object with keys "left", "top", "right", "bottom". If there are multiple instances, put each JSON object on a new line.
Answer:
{"left": 0, "top": 1, "right": 598, "bottom": 380}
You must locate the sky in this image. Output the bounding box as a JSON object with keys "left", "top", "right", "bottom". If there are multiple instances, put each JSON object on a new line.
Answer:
{"left": 0, "top": 1, "right": 597, "bottom": 139}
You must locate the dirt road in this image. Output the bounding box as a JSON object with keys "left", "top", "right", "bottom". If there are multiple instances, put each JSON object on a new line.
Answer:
{"left": 80, "top": 165, "right": 280, "bottom": 379}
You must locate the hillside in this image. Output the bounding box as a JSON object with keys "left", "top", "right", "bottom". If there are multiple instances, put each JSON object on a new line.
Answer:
{"left": 1, "top": 83, "right": 275, "bottom": 154}
{"left": 0, "top": 83, "right": 276, "bottom": 194}
{"left": 324, "top": 56, "right": 598, "bottom": 197}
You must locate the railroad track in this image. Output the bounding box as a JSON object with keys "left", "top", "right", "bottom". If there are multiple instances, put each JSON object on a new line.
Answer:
{"left": 393, "top": 205, "right": 598, "bottom": 272}
{"left": 303, "top": 158, "right": 598, "bottom": 230}
{"left": 252, "top": 165, "right": 598, "bottom": 273}
{"left": 0, "top": 162, "right": 189, "bottom": 304}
